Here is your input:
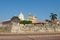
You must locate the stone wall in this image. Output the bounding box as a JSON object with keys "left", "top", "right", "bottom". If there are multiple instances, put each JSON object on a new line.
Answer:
{"left": 11, "top": 22, "right": 60, "bottom": 33}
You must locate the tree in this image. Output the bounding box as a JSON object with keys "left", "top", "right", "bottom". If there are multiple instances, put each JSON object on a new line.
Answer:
{"left": 50, "top": 13, "right": 57, "bottom": 20}
{"left": 20, "top": 20, "right": 32, "bottom": 25}
{"left": 50, "top": 13, "right": 58, "bottom": 32}
{"left": 11, "top": 16, "right": 20, "bottom": 23}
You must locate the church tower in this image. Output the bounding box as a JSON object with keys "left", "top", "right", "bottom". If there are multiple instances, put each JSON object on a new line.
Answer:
{"left": 32, "top": 16, "right": 36, "bottom": 23}
{"left": 28, "top": 13, "right": 37, "bottom": 23}
{"left": 18, "top": 12, "right": 24, "bottom": 20}
{"left": 28, "top": 13, "right": 33, "bottom": 21}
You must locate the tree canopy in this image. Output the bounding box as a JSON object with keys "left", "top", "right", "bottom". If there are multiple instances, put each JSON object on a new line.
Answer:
{"left": 20, "top": 20, "right": 32, "bottom": 25}
{"left": 11, "top": 16, "right": 20, "bottom": 23}
{"left": 50, "top": 13, "right": 57, "bottom": 20}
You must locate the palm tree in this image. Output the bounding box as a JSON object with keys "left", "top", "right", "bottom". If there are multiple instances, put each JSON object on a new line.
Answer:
{"left": 50, "top": 13, "right": 58, "bottom": 32}
{"left": 50, "top": 13, "right": 57, "bottom": 20}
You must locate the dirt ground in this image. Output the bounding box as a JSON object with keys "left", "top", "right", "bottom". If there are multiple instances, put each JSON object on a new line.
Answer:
{"left": 0, "top": 32, "right": 60, "bottom": 40}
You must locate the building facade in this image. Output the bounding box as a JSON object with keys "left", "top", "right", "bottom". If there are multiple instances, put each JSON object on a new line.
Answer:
{"left": 28, "top": 13, "right": 36, "bottom": 23}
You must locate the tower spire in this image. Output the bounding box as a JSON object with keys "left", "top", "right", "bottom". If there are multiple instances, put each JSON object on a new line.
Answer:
{"left": 18, "top": 12, "right": 24, "bottom": 20}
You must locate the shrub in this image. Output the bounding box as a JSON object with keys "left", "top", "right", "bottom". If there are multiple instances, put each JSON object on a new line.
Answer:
{"left": 20, "top": 20, "right": 32, "bottom": 25}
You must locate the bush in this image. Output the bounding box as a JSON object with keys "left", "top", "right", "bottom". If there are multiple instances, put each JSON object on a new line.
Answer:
{"left": 20, "top": 20, "right": 32, "bottom": 25}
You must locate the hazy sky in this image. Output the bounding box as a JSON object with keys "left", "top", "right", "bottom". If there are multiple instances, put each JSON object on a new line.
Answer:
{"left": 0, "top": 0, "right": 60, "bottom": 21}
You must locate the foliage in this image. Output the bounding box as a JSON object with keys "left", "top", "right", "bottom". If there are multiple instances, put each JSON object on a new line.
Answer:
{"left": 20, "top": 20, "right": 32, "bottom": 25}
{"left": 50, "top": 13, "right": 57, "bottom": 20}
{"left": 11, "top": 16, "right": 20, "bottom": 23}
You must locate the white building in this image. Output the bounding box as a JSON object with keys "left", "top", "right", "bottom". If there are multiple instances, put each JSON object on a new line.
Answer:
{"left": 28, "top": 13, "right": 37, "bottom": 23}
{"left": 18, "top": 12, "right": 24, "bottom": 20}
{"left": 32, "top": 16, "right": 36, "bottom": 23}
{"left": 28, "top": 13, "right": 33, "bottom": 21}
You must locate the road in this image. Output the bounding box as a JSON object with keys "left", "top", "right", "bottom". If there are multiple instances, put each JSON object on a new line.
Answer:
{"left": 0, "top": 32, "right": 60, "bottom": 40}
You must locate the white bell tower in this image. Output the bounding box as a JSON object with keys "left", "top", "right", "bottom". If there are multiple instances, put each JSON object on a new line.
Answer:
{"left": 18, "top": 12, "right": 24, "bottom": 20}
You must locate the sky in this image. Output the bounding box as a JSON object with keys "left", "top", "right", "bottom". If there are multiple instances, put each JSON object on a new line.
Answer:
{"left": 0, "top": 0, "right": 60, "bottom": 22}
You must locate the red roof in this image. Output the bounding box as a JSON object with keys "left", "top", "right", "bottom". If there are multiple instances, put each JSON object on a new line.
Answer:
{"left": 32, "top": 22, "right": 48, "bottom": 24}
{"left": 2, "top": 20, "right": 11, "bottom": 25}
